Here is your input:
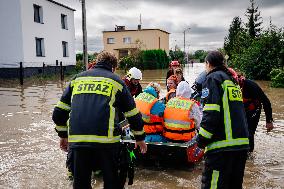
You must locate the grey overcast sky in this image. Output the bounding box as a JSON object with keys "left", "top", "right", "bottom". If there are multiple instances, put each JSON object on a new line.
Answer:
{"left": 57, "top": 0, "right": 284, "bottom": 53}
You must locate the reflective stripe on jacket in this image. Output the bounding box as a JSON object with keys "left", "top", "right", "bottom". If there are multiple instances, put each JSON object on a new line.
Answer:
{"left": 163, "top": 97, "right": 196, "bottom": 141}
{"left": 52, "top": 62, "right": 145, "bottom": 148}
{"left": 197, "top": 69, "right": 249, "bottom": 153}
{"left": 135, "top": 92, "right": 163, "bottom": 134}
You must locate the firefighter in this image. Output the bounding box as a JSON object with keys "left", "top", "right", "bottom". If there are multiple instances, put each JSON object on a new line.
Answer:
{"left": 163, "top": 81, "right": 201, "bottom": 142}
{"left": 52, "top": 51, "right": 147, "bottom": 189}
{"left": 122, "top": 67, "right": 143, "bottom": 97}
{"left": 197, "top": 51, "right": 249, "bottom": 189}
{"left": 135, "top": 82, "right": 166, "bottom": 142}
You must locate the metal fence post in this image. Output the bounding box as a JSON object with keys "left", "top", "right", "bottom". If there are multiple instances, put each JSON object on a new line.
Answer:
{"left": 19, "top": 62, "right": 23, "bottom": 85}
{"left": 60, "top": 61, "right": 64, "bottom": 81}
{"left": 43, "top": 62, "right": 45, "bottom": 75}
{"left": 56, "top": 60, "right": 58, "bottom": 74}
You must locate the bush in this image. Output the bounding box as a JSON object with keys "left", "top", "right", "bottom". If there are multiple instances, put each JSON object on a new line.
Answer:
{"left": 119, "top": 56, "right": 135, "bottom": 69}
{"left": 271, "top": 68, "right": 284, "bottom": 88}
{"left": 230, "top": 27, "right": 284, "bottom": 80}
{"left": 75, "top": 60, "right": 85, "bottom": 72}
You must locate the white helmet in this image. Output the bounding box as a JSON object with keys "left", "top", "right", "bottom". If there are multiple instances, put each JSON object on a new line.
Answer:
{"left": 128, "top": 67, "right": 142, "bottom": 80}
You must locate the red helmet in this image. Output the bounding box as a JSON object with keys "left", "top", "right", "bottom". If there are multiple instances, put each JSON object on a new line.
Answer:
{"left": 170, "top": 60, "right": 180, "bottom": 67}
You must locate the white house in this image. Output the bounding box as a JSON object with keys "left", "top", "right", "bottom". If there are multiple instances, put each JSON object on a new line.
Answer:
{"left": 0, "top": 0, "right": 76, "bottom": 69}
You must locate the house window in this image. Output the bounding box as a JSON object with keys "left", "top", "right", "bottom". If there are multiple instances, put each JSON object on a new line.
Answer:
{"left": 34, "top": 4, "right": 43, "bottom": 23}
{"left": 35, "top": 38, "right": 45, "bottom": 57}
{"left": 61, "top": 14, "right": 68, "bottom": 29}
{"left": 123, "top": 37, "right": 131, "bottom": 44}
{"left": 107, "top": 38, "right": 115, "bottom": 44}
{"left": 62, "top": 41, "right": 69, "bottom": 57}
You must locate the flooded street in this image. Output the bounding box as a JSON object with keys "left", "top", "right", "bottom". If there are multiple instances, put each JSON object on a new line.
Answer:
{"left": 0, "top": 63, "right": 283, "bottom": 189}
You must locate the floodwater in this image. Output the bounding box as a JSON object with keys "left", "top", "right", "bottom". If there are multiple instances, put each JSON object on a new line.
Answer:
{"left": 0, "top": 63, "right": 283, "bottom": 189}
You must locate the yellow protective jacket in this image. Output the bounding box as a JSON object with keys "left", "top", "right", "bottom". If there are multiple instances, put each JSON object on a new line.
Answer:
{"left": 197, "top": 68, "right": 249, "bottom": 154}
{"left": 52, "top": 62, "right": 145, "bottom": 148}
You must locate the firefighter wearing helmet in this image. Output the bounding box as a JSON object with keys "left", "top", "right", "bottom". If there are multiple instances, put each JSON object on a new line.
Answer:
{"left": 122, "top": 67, "right": 143, "bottom": 97}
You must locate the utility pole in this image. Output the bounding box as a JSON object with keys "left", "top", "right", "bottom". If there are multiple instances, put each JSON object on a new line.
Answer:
{"left": 183, "top": 28, "right": 191, "bottom": 52}
{"left": 81, "top": 0, "right": 88, "bottom": 70}
{"left": 183, "top": 28, "right": 191, "bottom": 63}
{"left": 183, "top": 30, "right": 186, "bottom": 53}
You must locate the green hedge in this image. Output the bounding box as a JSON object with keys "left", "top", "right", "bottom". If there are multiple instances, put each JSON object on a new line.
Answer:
{"left": 119, "top": 49, "right": 169, "bottom": 70}
{"left": 142, "top": 49, "right": 169, "bottom": 69}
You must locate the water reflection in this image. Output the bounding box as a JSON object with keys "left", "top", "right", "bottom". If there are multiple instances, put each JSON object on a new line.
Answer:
{"left": 0, "top": 64, "right": 283, "bottom": 188}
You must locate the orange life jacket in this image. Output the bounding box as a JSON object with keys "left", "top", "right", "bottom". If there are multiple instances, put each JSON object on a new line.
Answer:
{"left": 165, "top": 89, "right": 176, "bottom": 103}
{"left": 135, "top": 92, "right": 163, "bottom": 134}
{"left": 163, "top": 97, "right": 196, "bottom": 142}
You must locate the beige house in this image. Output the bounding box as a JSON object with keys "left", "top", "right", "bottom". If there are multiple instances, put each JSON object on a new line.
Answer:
{"left": 103, "top": 25, "right": 169, "bottom": 59}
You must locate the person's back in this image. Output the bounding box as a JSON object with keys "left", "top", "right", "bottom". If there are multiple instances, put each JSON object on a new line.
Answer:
{"left": 198, "top": 69, "right": 249, "bottom": 152}
{"left": 52, "top": 51, "right": 146, "bottom": 189}
{"left": 69, "top": 65, "right": 123, "bottom": 146}
{"left": 227, "top": 68, "right": 274, "bottom": 152}
{"left": 240, "top": 78, "right": 273, "bottom": 152}
{"left": 163, "top": 81, "right": 201, "bottom": 143}
{"left": 242, "top": 79, "right": 272, "bottom": 119}
{"left": 197, "top": 51, "right": 249, "bottom": 189}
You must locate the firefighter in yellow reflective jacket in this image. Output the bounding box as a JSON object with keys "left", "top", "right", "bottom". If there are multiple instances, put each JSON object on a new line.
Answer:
{"left": 52, "top": 51, "right": 147, "bottom": 189}
{"left": 197, "top": 51, "right": 249, "bottom": 189}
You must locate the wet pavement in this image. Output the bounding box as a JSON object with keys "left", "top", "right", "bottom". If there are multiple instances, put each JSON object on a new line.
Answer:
{"left": 0, "top": 63, "right": 283, "bottom": 188}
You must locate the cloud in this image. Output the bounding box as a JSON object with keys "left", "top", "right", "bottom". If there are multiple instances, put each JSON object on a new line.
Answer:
{"left": 57, "top": 0, "right": 284, "bottom": 52}
{"left": 75, "top": 35, "right": 103, "bottom": 52}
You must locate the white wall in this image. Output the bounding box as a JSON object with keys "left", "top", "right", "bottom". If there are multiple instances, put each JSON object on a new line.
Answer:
{"left": 20, "top": 0, "right": 76, "bottom": 67}
{"left": 0, "top": 0, "right": 24, "bottom": 68}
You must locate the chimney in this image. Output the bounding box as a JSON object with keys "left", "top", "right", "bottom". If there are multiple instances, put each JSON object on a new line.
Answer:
{"left": 138, "top": 14, "right": 142, "bottom": 30}
{"left": 116, "top": 26, "right": 125, "bottom": 31}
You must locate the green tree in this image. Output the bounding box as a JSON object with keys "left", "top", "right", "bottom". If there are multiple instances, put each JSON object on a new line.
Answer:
{"left": 231, "top": 26, "right": 284, "bottom": 80}
{"left": 169, "top": 49, "right": 185, "bottom": 65}
{"left": 193, "top": 50, "right": 208, "bottom": 62}
{"left": 245, "top": 0, "right": 263, "bottom": 38}
{"left": 224, "top": 17, "right": 244, "bottom": 58}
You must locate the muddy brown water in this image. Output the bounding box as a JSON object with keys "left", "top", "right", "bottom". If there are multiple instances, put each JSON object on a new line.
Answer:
{"left": 0, "top": 63, "right": 283, "bottom": 189}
